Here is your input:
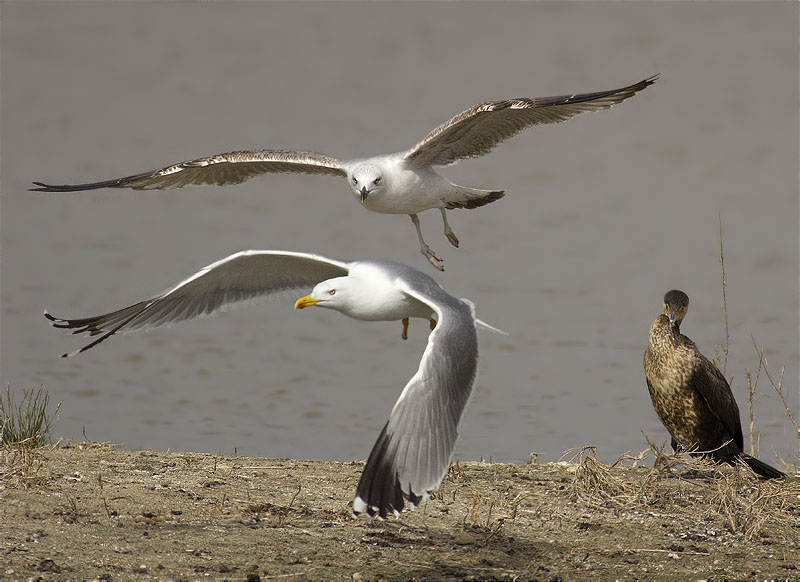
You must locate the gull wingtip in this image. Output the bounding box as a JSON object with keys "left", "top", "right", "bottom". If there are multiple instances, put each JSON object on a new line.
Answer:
{"left": 30, "top": 181, "right": 56, "bottom": 192}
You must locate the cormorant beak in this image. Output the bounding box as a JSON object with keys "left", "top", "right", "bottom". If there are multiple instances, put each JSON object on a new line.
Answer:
{"left": 360, "top": 186, "right": 368, "bottom": 203}
{"left": 294, "top": 295, "right": 321, "bottom": 310}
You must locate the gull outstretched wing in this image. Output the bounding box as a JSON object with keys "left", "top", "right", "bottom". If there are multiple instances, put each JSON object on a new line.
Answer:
{"left": 46, "top": 250, "right": 350, "bottom": 356}
{"left": 404, "top": 75, "right": 658, "bottom": 168}
{"left": 32, "top": 150, "right": 347, "bottom": 192}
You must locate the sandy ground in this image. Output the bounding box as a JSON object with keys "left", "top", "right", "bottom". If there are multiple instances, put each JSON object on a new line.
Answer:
{"left": 1, "top": 442, "right": 798, "bottom": 581}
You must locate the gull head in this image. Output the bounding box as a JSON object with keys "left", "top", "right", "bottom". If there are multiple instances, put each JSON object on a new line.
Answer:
{"left": 295, "top": 277, "right": 357, "bottom": 315}
{"left": 294, "top": 263, "right": 424, "bottom": 323}
{"left": 349, "top": 164, "right": 385, "bottom": 203}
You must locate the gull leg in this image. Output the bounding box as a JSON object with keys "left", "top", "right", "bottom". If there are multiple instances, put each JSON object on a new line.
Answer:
{"left": 439, "top": 204, "right": 460, "bottom": 248}
{"left": 409, "top": 213, "right": 444, "bottom": 271}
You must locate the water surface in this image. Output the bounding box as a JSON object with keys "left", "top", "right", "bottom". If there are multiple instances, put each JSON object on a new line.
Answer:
{"left": 3, "top": 3, "right": 797, "bottom": 467}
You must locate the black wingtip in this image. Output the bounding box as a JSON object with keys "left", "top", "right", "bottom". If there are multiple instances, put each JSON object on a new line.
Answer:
{"left": 30, "top": 181, "right": 76, "bottom": 192}
{"left": 43, "top": 309, "right": 71, "bottom": 330}
{"left": 30, "top": 181, "right": 96, "bottom": 193}
{"left": 352, "top": 422, "right": 431, "bottom": 519}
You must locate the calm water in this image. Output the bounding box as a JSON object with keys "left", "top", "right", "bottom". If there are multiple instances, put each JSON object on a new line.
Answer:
{"left": 2, "top": 3, "right": 798, "bottom": 468}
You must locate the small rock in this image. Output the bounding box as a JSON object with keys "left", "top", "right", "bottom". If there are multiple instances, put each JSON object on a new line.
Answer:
{"left": 38, "top": 559, "right": 61, "bottom": 573}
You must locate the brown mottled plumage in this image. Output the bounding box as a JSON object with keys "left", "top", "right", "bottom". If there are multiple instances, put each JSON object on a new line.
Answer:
{"left": 644, "top": 290, "right": 783, "bottom": 479}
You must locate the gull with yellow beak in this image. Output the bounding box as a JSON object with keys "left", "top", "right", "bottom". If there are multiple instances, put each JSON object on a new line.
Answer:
{"left": 45, "top": 249, "right": 505, "bottom": 517}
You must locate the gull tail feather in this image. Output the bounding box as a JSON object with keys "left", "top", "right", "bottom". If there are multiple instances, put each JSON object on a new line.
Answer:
{"left": 458, "top": 298, "right": 508, "bottom": 336}
{"left": 446, "top": 186, "right": 505, "bottom": 210}
{"left": 476, "top": 318, "right": 509, "bottom": 336}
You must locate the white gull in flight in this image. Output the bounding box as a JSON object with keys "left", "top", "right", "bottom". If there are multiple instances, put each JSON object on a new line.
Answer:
{"left": 32, "top": 75, "right": 657, "bottom": 270}
{"left": 45, "top": 250, "right": 505, "bottom": 517}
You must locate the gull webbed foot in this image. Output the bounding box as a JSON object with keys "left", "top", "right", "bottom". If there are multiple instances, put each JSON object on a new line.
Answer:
{"left": 421, "top": 245, "right": 445, "bottom": 271}
{"left": 444, "top": 228, "right": 459, "bottom": 248}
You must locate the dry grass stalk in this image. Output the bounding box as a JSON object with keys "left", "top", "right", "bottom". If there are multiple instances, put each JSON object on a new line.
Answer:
{"left": 464, "top": 491, "right": 500, "bottom": 528}
{"left": 717, "top": 211, "right": 730, "bottom": 376}
{"left": 609, "top": 448, "right": 649, "bottom": 470}
{"left": 639, "top": 432, "right": 796, "bottom": 540}
{"left": 640, "top": 433, "right": 722, "bottom": 491}
{"left": 715, "top": 218, "right": 795, "bottom": 467}
{"left": 708, "top": 462, "right": 795, "bottom": 540}
{"left": 0, "top": 443, "right": 51, "bottom": 488}
{"left": 748, "top": 337, "right": 798, "bottom": 470}
{"left": 569, "top": 446, "right": 628, "bottom": 507}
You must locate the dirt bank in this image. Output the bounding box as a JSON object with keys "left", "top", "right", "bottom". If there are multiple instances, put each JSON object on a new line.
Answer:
{"left": 2, "top": 442, "right": 798, "bottom": 580}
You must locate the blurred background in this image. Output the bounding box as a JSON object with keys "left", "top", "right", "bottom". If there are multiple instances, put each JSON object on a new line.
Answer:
{"left": 2, "top": 2, "right": 797, "bottom": 469}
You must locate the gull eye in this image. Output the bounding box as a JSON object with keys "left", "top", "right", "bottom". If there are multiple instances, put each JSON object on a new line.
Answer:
{"left": 374, "top": 176, "right": 381, "bottom": 185}
{"left": 327, "top": 289, "right": 336, "bottom": 295}
{"left": 351, "top": 177, "right": 358, "bottom": 185}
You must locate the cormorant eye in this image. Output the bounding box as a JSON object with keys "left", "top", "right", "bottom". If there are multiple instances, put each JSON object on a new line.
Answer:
{"left": 327, "top": 289, "right": 336, "bottom": 295}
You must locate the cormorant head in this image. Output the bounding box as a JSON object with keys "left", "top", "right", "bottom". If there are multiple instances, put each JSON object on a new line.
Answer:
{"left": 663, "top": 289, "right": 689, "bottom": 330}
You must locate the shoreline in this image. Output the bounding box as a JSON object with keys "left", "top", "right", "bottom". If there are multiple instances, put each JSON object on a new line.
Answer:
{"left": 2, "top": 442, "right": 797, "bottom": 580}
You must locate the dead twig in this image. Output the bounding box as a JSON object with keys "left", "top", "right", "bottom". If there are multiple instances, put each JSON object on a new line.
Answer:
{"left": 717, "top": 211, "right": 730, "bottom": 376}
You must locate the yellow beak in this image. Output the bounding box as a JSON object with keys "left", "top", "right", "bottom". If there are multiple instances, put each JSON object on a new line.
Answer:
{"left": 294, "top": 295, "right": 321, "bottom": 310}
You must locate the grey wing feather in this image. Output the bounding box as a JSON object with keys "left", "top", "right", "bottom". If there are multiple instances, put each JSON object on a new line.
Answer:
{"left": 45, "top": 250, "right": 350, "bottom": 356}
{"left": 354, "top": 287, "right": 478, "bottom": 517}
{"left": 31, "top": 150, "right": 347, "bottom": 192}
{"left": 403, "top": 75, "right": 658, "bottom": 168}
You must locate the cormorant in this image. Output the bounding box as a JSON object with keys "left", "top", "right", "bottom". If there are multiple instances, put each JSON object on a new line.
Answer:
{"left": 644, "top": 290, "right": 783, "bottom": 479}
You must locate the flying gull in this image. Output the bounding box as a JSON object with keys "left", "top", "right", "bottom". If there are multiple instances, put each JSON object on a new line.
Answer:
{"left": 33, "top": 75, "right": 658, "bottom": 270}
{"left": 45, "top": 250, "right": 506, "bottom": 516}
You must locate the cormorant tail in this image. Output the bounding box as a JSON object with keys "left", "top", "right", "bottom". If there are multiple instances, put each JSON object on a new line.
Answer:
{"left": 740, "top": 454, "right": 785, "bottom": 479}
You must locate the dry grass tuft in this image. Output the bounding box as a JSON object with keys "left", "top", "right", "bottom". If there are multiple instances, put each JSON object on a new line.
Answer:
{"left": 708, "top": 461, "right": 796, "bottom": 540}
{"left": 464, "top": 490, "right": 501, "bottom": 528}
{"left": 0, "top": 384, "right": 63, "bottom": 488}
{"left": 0, "top": 442, "right": 52, "bottom": 488}
{"left": 636, "top": 435, "right": 798, "bottom": 540}
{"left": 568, "top": 446, "right": 629, "bottom": 507}
{"left": 642, "top": 434, "right": 721, "bottom": 480}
